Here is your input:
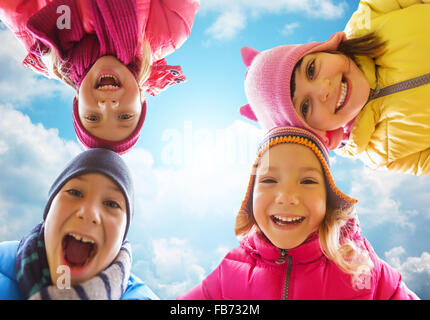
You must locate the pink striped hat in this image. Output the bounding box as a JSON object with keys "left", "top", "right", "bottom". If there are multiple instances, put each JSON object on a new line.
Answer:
{"left": 240, "top": 32, "right": 347, "bottom": 150}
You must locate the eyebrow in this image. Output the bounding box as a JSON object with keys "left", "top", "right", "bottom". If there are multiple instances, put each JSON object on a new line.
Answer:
{"left": 107, "top": 184, "right": 123, "bottom": 194}
{"left": 118, "top": 123, "right": 134, "bottom": 129}
{"left": 74, "top": 176, "right": 123, "bottom": 192}
{"left": 300, "top": 167, "right": 324, "bottom": 177}
{"left": 256, "top": 165, "right": 323, "bottom": 176}
{"left": 291, "top": 58, "right": 305, "bottom": 107}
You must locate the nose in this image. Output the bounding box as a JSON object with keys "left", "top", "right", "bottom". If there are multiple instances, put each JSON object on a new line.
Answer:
{"left": 275, "top": 184, "right": 300, "bottom": 206}
{"left": 316, "top": 78, "right": 331, "bottom": 103}
{"left": 76, "top": 201, "right": 102, "bottom": 225}
{"left": 98, "top": 98, "right": 119, "bottom": 109}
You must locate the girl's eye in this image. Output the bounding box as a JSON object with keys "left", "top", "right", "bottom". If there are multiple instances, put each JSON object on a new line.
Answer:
{"left": 301, "top": 179, "right": 318, "bottom": 185}
{"left": 86, "top": 115, "right": 99, "bottom": 122}
{"left": 66, "top": 189, "right": 83, "bottom": 197}
{"left": 104, "top": 200, "right": 121, "bottom": 209}
{"left": 260, "top": 178, "right": 277, "bottom": 184}
{"left": 119, "top": 114, "right": 132, "bottom": 120}
{"left": 301, "top": 100, "right": 310, "bottom": 118}
{"left": 307, "top": 60, "right": 315, "bottom": 80}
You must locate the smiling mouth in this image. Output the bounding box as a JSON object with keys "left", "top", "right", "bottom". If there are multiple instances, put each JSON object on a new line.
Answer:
{"left": 95, "top": 74, "right": 121, "bottom": 90}
{"left": 335, "top": 78, "right": 348, "bottom": 113}
{"left": 271, "top": 215, "right": 305, "bottom": 226}
{"left": 62, "top": 233, "right": 98, "bottom": 269}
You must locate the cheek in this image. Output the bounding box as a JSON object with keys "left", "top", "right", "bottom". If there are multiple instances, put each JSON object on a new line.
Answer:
{"left": 123, "top": 87, "right": 142, "bottom": 113}
{"left": 252, "top": 190, "right": 271, "bottom": 225}
{"left": 308, "top": 195, "right": 326, "bottom": 226}
{"left": 98, "top": 217, "right": 126, "bottom": 267}
{"left": 77, "top": 81, "right": 96, "bottom": 114}
{"left": 104, "top": 214, "right": 127, "bottom": 245}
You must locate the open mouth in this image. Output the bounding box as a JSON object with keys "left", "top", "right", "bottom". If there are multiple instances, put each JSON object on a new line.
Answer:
{"left": 271, "top": 215, "right": 305, "bottom": 226}
{"left": 62, "top": 233, "right": 98, "bottom": 269}
{"left": 335, "top": 77, "right": 350, "bottom": 113}
{"left": 95, "top": 74, "right": 121, "bottom": 90}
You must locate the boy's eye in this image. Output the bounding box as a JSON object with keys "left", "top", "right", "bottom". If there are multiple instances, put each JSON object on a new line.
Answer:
{"left": 66, "top": 189, "right": 83, "bottom": 197}
{"left": 86, "top": 115, "right": 99, "bottom": 122}
{"left": 119, "top": 114, "right": 133, "bottom": 120}
{"left": 104, "top": 200, "right": 121, "bottom": 209}
{"left": 307, "top": 60, "right": 315, "bottom": 80}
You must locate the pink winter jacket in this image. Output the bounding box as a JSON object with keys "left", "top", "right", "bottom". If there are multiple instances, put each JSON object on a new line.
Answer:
{"left": 0, "top": 0, "right": 199, "bottom": 92}
{"left": 178, "top": 227, "right": 418, "bottom": 300}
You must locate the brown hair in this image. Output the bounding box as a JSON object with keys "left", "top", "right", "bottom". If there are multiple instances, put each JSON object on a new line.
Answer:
{"left": 290, "top": 32, "right": 386, "bottom": 99}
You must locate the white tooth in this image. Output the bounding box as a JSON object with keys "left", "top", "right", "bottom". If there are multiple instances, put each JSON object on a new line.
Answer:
{"left": 81, "top": 236, "right": 95, "bottom": 244}
{"left": 336, "top": 81, "right": 347, "bottom": 109}
{"left": 275, "top": 216, "right": 302, "bottom": 222}
{"left": 70, "top": 233, "right": 82, "bottom": 241}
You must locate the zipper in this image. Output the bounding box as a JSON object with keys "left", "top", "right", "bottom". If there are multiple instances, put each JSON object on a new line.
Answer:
{"left": 276, "top": 249, "right": 292, "bottom": 300}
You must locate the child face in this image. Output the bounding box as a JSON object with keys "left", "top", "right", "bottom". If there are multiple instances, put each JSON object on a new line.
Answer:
{"left": 78, "top": 56, "right": 142, "bottom": 141}
{"left": 253, "top": 144, "right": 327, "bottom": 249}
{"left": 44, "top": 173, "right": 127, "bottom": 286}
{"left": 292, "top": 52, "right": 370, "bottom": 131}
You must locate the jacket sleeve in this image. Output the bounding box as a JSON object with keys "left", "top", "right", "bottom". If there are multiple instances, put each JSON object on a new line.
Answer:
{"left": 0, "top": 0, "right": 50, "bottom": 51}
{"left": 363, "top": 239, "right": 419, "bottom": 300}
{"left": 345, "top": 0, "right": 430, "bottom": 38}
{"left": 177, "top": 265, "right": 222, "bottom": 300}
{"left": 386, "top": 149, "right": 430, "bottom": 176}
{"left": 121, "top": 273, "right": 160, "bottom": 300}
{"left": 142, "top": 0, "right": 200, "bottom": 61}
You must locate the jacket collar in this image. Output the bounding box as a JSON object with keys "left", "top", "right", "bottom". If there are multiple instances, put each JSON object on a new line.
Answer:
{"left": 241, "top": 227, "right": 324, "bottom": 264}
{"left": 242, "top": 217, "right": 362, "bottom": 265}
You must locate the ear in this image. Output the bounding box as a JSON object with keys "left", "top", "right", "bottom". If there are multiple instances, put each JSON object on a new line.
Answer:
{"left": 241, "top": 47, "right": 260, "bottom": 68}
{"left": 240, "top": 104, "right": 258, "bottom": 121}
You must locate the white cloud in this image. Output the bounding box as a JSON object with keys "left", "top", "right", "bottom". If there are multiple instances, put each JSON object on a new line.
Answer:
{"left": 385, "top": 247, "right": 430, "bottom": 298}
{"left": 347, "top": 166, "right": 423, "bottom": 229}
{"left": 0, "top": 28, "right": 74, "bottom": 105}
{"left": 201, "top": 0, "right": 347, "bottom": 41}
{"left": 0, "top": 104, "right": 81, "bottom": 240}
{"left": 281, "top": 22, "right": 300, "bottom": 37}
{"left": 205, "top": 9, "right": 246, "bottom": 41}
{"left": 132, "top": 237, "right": 207, "bottom": 299}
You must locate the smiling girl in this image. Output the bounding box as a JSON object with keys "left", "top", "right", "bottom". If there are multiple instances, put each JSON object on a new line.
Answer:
{"left": 0, "top": 0, "right": 199, "bottom": 154}
{"left": 177, "top": 127, "right": 418, "bottom": 300}
{"left": 240, "top": 0, "right": 430, "bottom": 175}
{"left": 0, "top": 148, "right": 158, "bottom": 300}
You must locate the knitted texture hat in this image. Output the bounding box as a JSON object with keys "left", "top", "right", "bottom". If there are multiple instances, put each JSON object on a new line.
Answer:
{"left": 73, "top": 98, "right": 146, "bottom": 155}
{"left": 239, "top": 126, "right": 357, "bottom": 223}
{"left": 43, "top": 148, "right": 134, "bottom": 239}
{"left": 240, "top": 32, "right": 346, "bottom": 150}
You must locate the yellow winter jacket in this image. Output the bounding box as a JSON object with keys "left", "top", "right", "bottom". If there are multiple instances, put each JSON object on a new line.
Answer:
{"left": 336, "top": 0, "right": 430, "bottom": 175}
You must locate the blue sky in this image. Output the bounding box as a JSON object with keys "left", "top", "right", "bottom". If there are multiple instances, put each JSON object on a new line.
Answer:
{"left": 1, "top": 0, "right": 430, "bottom": 299}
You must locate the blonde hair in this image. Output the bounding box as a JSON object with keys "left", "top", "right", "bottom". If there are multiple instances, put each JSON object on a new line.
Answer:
{"left": 40, "top": 40, "right": 153, "bottom": 98}
{"left": 235, "top": 170, "right": 374, "bottom": 289}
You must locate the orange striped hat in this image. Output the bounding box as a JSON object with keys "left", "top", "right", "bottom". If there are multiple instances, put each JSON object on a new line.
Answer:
{"left": 240, "top": 126, "right": 357, "bottom": 216}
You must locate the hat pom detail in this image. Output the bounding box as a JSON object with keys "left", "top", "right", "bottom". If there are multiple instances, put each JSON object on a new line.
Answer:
{"left": 240, "top": 104, "right": 258, "bottom": 121}
{"left": 241, "top": 46, "right": 259, "bottom": 67}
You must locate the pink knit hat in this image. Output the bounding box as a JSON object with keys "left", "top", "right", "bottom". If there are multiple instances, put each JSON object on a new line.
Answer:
{"left": 240, "top": 32, "right": 347, "bottom": 150}
{"left": 72, "top": 98, "right": 146, "bottom": 155}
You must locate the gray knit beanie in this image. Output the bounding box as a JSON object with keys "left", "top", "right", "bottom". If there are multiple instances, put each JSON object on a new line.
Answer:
{"left": 43, "top": 148, "right": 134, "bottom": 239}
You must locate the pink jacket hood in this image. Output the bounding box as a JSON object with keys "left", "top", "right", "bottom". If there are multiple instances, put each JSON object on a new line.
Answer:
{"left": 0, "top": 0, "right": 199, "bottom": 95}
{"left": 178, "top": 222, "right": 418, "bottom": 300}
